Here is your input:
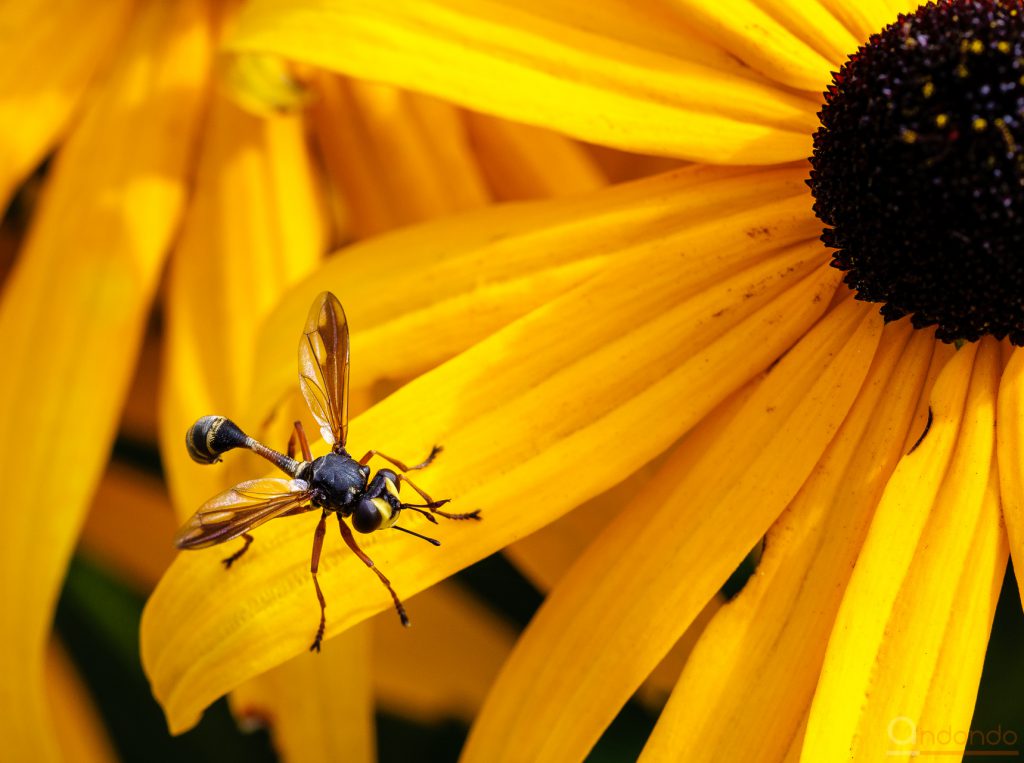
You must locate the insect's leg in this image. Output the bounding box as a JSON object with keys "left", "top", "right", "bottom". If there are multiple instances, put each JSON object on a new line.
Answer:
{"left": 358, "top": 445, "right": 442, "bottom": 471}
{"left": 288, "top": 420, "right": 313, "bottom": 462}
{"left": 336, "top": 515, "right": 410, "bottom": 627}
{"left": 221, "top": 533, "right": 254, "bottom": 568}
{"left": 309, "top": 511, "right": 329, "bottom": 653}
{"left": 399, "top": 475, "right": 481, "bottom": 521}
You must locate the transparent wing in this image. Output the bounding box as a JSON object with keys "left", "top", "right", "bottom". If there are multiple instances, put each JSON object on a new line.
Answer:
{"left": 174, "top": 478, "right": 312, "bottom": 549}
{"left": 298, "top": 291, "right": 350, "bottom": 450}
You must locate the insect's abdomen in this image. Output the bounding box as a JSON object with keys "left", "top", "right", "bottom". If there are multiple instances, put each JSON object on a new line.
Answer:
{"left": 185, "top": 416, "right": 248, "bottom": 464}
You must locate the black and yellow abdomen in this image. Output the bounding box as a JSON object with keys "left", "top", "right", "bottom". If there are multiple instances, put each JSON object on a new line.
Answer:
{"left": 185, "top": 416, "right": 248, "bottom": 465}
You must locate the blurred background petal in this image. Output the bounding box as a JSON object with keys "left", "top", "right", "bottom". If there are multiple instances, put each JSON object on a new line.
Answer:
{"left": 0, "top": 1, "right": 211, "bottom": 757}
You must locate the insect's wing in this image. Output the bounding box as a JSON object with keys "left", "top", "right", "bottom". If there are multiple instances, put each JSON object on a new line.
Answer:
{"left": 174, "top": 478, "right": 313, "bottom": 549}
{"left": 298, "top": 291, "right": 350, "bottom": 449}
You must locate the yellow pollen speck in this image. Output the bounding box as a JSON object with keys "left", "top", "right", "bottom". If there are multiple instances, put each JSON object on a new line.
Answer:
{"left": 935, "top": 114, "right": 949, "bottom": 128}
{"left": 998, "top": 41, "right": 1012, "bottom": 53}
{"left": 901, "top": 129, "right": 919, "bottom": 144}
{"left": 922, "top": 81, "right": 935, "bottom": 98}
{"left": 955, "top": 64, "right": 969, "bottom": 78}
{"left": 969, "top": 39, "right": 984, "bottom": 54}
{"left": 973, "top": 117, "right": 988, "bottom": 131}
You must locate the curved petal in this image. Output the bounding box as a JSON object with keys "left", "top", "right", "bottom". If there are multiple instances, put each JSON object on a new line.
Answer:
{"left": 818, "top": 0, "right": 904, "bottom": 43}
{"left": 142, "top": 207, "right": 837, "bottom": 733}
{"left": 228, "top": 0, "right": 818, "bottom": 163}
{"left": 639, "top": 323, "right": 931, "bottom": 762}
{"left": 802, "top": 340, "right": 1000, "bottom": 760}
{"left": 504, "top": 458, "right": 660, "bottom": 590}
{"left": 374, "top": 583, "right": 517, "bottom": 722}
{"left": 78, "top": 463, "right": 177, "bottom": 592}
{"left": 245, "top": 164, "right": 820, "bottom": 439}
{"left": 997, "top": 348, "right": 1024, "bottom": 606}
{"left": 310, "top": 75, "right": 490, "bottom": 239}
{"left": 914, "top": 475, "right": 1007, "bottom": 757}
{"left": 230, "top": 623, "right": 375, "bottom": 763}
{"left": 662, "top": 0, "right": 855, "bottom": 90}
{"left": 463, "top": 111, "right": 607, "bottom": 202}
{"left": 0, "top": 0, "right": 133, "bottom": 209}
{"left": 47, "top": 642, "right": 117, "bottom": 763}
{"left": 459, "top": 297, "right": 881, "bottom": 763}
{"left": 0, "top": 2, "right": 211, "bottom": 758}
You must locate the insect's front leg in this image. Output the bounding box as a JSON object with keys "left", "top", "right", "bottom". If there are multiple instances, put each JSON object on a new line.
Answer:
{"left": 399, "top": 475, "right": 481, "bottom": 521}
{"left": 337, "top": 515, "right": 409, "bottom": 627}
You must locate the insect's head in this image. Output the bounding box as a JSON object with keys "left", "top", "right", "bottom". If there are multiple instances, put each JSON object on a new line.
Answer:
{"left": 352, "top": 497, "right": 399, "bottom": 534}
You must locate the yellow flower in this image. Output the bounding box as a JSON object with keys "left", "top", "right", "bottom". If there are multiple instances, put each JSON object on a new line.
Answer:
{"left": 143, "top": 0, "right": 1024, "bottom": 760}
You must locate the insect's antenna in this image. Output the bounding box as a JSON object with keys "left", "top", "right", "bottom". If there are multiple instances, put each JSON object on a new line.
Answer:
{"left": 392, "top": 525, "right": 441, "bottom": 546}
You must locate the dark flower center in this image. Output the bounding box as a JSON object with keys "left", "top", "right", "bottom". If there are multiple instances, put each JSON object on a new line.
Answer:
{"left": 808, "top": 0, "right": 1024, "bottom": 344}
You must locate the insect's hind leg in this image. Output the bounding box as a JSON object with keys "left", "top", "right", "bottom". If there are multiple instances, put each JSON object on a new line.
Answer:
{"left": 358, "top": 445, "right": 442, "bottom": 471}
{"left": 288, "top": 420, "right": 313, "bottom": 461}
{"left": 308, "top": 511, "right": 328, "bottom": 652}
{"left": 399, "top": 475, "right": 481, "bottom": 521}
{"left": 221, "top": 533, "right": 254, "bottom": 568}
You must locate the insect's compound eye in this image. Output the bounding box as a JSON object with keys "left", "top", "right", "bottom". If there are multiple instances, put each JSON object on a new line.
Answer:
{"left": 352, "top": 498, "right": 382, "bottom": 534}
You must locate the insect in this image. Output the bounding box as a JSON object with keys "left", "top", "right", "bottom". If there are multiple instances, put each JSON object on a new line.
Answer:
{"left": 175, "top": 291, "right": 480, "bottom": 652}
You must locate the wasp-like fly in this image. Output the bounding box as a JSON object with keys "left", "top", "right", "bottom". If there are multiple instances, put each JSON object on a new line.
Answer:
{"left": 175, "top": 291, "right": 480, "bottom": 652}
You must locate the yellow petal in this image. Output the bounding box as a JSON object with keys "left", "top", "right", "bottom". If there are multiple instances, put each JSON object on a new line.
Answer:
{"left": 997, "top": 347, "right": 1024, "bottom": 606}
{"left": 501, "top": 448, "right": 721, "bottom": 712}
{"left": 160, "top": 91, "right": 325, "bottom": 519}
{"left": 374, "top": 582, "right": 517, "bottom": 722}
{"left": 0, "top": 0, "right": 133, "bottom": 209}
{"left": 222, "top": 51, "right": 311, "bottom": 117}
{"left": 587, "top": 145, "right": 683, "bottom": 184}
{"left": 914, "top": 475, "right": 1007, "bottom": 756}
{"left": 230, "top": 623, "right": 375, "bottom": 763}
{"left": 47, "top": 642, "right": 117, "bottom": 763}
{"left": 311, "top": 75, "right": 490, "bottom": 240}
{"left": 639, "top": 322, "right": 931, "bottom": 761}
{"left": 802, "top": 339, "right": 1001, "bottom": 760}
{"left": 636, "top": 593, "right": 725, "bottom": 710}
{"left": 120, "top": 320, "right": 161, "bottom": 444}
{"left": 228, "top": 0, "right": 817, "bottom": 163}
{"left": 818, "top": 0, "right": 903, "bottom": 43}
{"left": 78, "top": 463, "right": 177, "bottom": 592}
{"left": 504, "top": 459, "right": 659, "bottom": 590}
{"left": 463, "top": 111, "right": 607, "bottom": 201}
{"left": 0, "top": 2, "right": 211, "bottom": 758}
{"left": 459, "top": 297, "right": 881, "bottom": 763}
{"left": 246, "top": 164, "right": 820, "bottom": 434}
{"left": 662, "top": 0, "right": 854, "bottom": 90}
{"left": 143, "top": 186, "right": 836, "bottom": 733}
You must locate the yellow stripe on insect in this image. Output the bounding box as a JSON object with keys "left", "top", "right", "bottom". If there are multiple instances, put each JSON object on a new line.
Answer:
{"left": 372, "top": 497, "right": 399, "bottom": 528}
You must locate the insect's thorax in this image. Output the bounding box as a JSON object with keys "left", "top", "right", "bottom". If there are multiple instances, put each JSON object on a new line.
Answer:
{"left": 305, "top": 452, "right": 369, "bottom": 511}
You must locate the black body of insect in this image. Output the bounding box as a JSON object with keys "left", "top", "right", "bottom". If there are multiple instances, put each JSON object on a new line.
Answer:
{"left": 175, "top": 291, "right": 481, "bottom": 652}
